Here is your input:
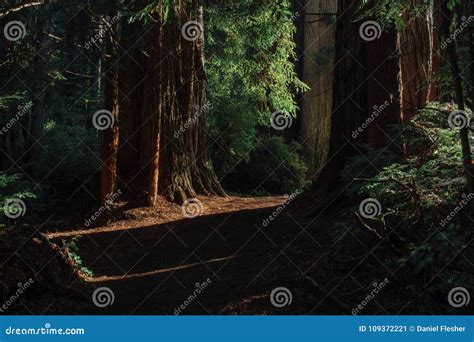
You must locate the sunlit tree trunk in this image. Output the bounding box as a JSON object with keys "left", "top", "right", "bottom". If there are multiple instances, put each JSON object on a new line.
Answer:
{"left": 313, "top": 0, "right": 367, "bottom": 196}
{"left": 100, "top": 17, "right": 120, "bottom": 205}
{"left": 399, "top": 0, "right": 435, "bottom": 123}
{"left": 300, "top": 0, "right": 338, "bottom": 175}
{"left": 112, "top": 1, "right": 224, "bottom": 204}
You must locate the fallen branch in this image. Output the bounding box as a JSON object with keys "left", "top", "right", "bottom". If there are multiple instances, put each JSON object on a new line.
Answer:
{"left": 354, "top": 212, "right": 401, "bottom": 256}
{"left": 0, "top": 1, "right": 45, "bottom": 18}
{"left": 354, "top": 212, "right": 383, "bottom": 240}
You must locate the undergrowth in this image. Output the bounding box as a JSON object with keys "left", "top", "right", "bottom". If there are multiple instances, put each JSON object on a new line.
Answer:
{"left": 335, "top": 103, "right": 473, "bottom": 313}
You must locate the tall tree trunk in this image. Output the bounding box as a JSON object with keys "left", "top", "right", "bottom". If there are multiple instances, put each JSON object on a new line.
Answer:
{"left": 365, "top": 24, "right": 400, "bottom": 148}
{"left": 469, "top": 0, "right": 474, "bottom": 110}
{"left": 427, "top": 0, "right": 441, "bottom": 101}
{"left": 440, "top": 0, "right": 474, "bottom": 197}
{"left": 136, "top": 20, "right": 163, "bottom": 206}
{"left": 300, "top": 0, "right": 338, "bottom": 175}
{"left": 313, "top": 0, "right": 367, "bottom": 196}
{"left": 158, "top": 2, "right": 225, "bottom": 202}
{"left": 100, "top": 17, "right": 121, "bottom": 205}
{"left": 113, "top": 1, "right": 224, "bottom": 205}
{"left": 399, "top": 0, "right": 434, "bottom": 123}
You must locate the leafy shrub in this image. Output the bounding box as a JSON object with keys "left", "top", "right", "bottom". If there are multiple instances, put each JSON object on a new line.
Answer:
{"left": 205, "top": 1, "right": 307, "bottom": 179}
{"left": 0, "top": 173, "right": 37, "bottom": 225}
{"left": 339, "top": 103, "right": 473, "bottom": 309}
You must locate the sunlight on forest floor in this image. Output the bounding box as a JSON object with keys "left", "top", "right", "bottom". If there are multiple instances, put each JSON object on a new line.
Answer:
{"left": 36, "top": 195, "right": 335, "bottom": 315}
{"left": 45, "top": 196, "right": 287, "bottom": 239}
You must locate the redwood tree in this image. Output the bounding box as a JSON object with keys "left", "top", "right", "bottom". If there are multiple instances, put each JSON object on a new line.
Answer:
{"left": 313, "top": 0, "right": 368, "bottom": 196}
{"left": 103, "top": 1, "right": 224, "bottom": 205}
{"left": 398, "top": 0, "right": 438, "bottom": 123}
{"left": 299, "top": 0, "right": 338, "bottom": 174}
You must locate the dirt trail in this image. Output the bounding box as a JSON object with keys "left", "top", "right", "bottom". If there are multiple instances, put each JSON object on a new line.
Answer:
{"left": 42, "top": 196, "right": 333, "bottom": 314}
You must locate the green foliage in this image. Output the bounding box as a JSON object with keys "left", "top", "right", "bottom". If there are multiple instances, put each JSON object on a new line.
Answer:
{"left": 0, "top": 173, "right": 37, "bottom": 225}
{"left": 360, "top": 0, "right": 431, "bottom": 30}
{"left": 0, "top": 93, "right": 25, "bottom": 112}
{"left": 206, "top": 1, "right": 306, "bottom": 121}
{"left": 65, "top": 237, "right": 93, "bottom": 277}
{"left": 340, "top": 104, "right": 473, "bottom": 301}
{"left": 206, "top": 1, "right": 308, "bottom": 179}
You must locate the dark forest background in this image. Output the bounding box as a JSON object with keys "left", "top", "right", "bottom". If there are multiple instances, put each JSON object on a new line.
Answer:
{"left": 0, "top": 0, "right": 473, "bottom": 314}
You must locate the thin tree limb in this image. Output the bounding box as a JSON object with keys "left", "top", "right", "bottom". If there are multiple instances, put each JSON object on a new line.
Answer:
{"left": 0, "top": 1, "right": 45, "bottom": 18}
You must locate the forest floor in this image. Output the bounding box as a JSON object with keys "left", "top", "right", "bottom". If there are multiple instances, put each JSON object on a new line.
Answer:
{"left": 9, "top": 195, "right": 415, "bottom": 315}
